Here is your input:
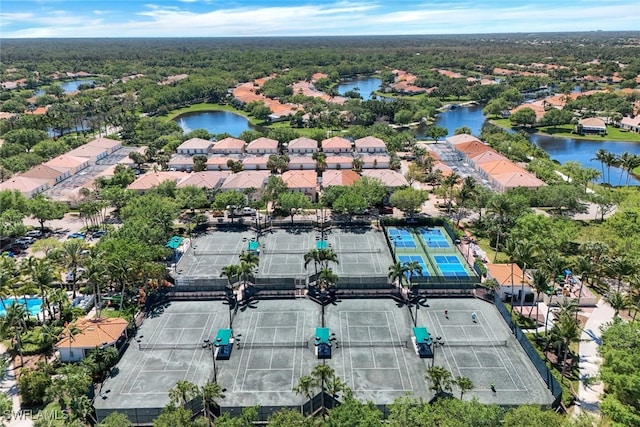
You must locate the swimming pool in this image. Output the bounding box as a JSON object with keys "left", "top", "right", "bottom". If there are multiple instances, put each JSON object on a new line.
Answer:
{"left": 0, "top": 297, "right": 43, "bottom": 317}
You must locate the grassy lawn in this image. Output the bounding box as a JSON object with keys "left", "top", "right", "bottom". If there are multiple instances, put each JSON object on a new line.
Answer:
{"left": 490, "top": 119, "right": 640, "bottom": 142}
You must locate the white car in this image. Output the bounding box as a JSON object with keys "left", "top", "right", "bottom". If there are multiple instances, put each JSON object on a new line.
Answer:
{"left": 25, "top": 230, "right": 42, "bottom": 238}
{"left": 15, "top": 236, "right": 36, "bottom": 245}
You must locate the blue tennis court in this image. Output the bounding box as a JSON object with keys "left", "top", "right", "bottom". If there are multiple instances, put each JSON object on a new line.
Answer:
{"left": 420, "top": 228, "right": 451, "bottom": 249}
{"left": 433, "top": 255, "right": 468, "bottom": 277}
{"left": 387, "top": 227, "right": 416, "bottom": 248}
{"left": 398, "top": 255, "right": 430, "bottom": 277}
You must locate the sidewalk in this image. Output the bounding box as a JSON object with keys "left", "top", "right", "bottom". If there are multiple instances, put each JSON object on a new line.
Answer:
{"left": 0, "top": 344, "right": 33, "bottom": 427}
{"left": 575, "top": 298, "right": 615, "bottom": 416}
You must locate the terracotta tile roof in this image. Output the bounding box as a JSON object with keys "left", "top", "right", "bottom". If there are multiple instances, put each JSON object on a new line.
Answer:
{"left": 127, "top": 172, "right": 184, "bottom": 191}
{"left": 433, "top": 161, "right": 453, "bottom": 176}
{"left": 177, "top": 137, "right": 213, "bottom": 151}
{"left": 160, "top": 74, "right": 188, "bottom": 85}
{"left": 177, "top": 171, "right": 230, "bottom": 189}
{"left": 0, "top": 112, "right": 16, "bottom": 119}
{"left": 361, "top": 169, "right": 409, "bottom": 187}
{"left": 325, "top": 155, "right": 354, "bottom": 165}
{"left": 213, "top": 137, "right": 245, "bottom": 151}
{"left": 207, "top": 155, "right": 240, "bottom": 167}
{"left": 470, "top": 151, "right": 510, "bottom": 165}
{"left": 486, "top": 263, "right": 529, "bottom": 286}
{"left": 242, "top": 156, "right": 269, "bottom": 167}
{"left": 437, "top": 69, "right": 465, "bottom": 79}
{"left": 354, "top": 136, "right": 386, "bottom": 150}
{"left": 56, "top": 318, "right": 128, "bottom": 349}
{"left": 321, "top": 170, "right": 360, "bottom": 187}
{"left": 282, "top": 170, "right": 317, "bottom": 189}
{"left": 0, "top": 176, "right": 48, "bottom": 194}
{"left": 479, "top": 160, "right": 524, "bottom": 176}
{"left": 247, "top": 137, "right": 278, "bottom": 151}
{"left": 511, "top": 102, "right": 546, "bottom": 122}
{"left": 167, "top": 154, "right": 194, "bottom": 166}
{"left": 360, "top": 155, "right": 390, "bottom": 163}
{"left": 446, "top": 134, "right": 483, "bottom": 145}
{"left": 578, "top": 117, "right": 606, "bottom": 128}
{"left": 20, "top": 164, "right": 67, "bottom": 182}
{"left": 288, "top": 156, "right": 317, "bottom": 167}
{"left": 287, "top": 137, "right": 318, "bottom": 150}
{"left": 24, "top": 106, "right": 48, "bottom": 115}
{"left": 620, "top": 116, "right": 640, "bottom": 127}
{"left": 45, "top": 154, "right": 89, "bottom": 170}
{"left": 220, "top": 171, "right": 270, "bottom": 190}
{"left": 493, "top": 171, "right": 547, "bottom": 189}
{"left": 322, "top": 137, "right": 352, "bottom": 150}
{"left": 454, "top": 140, "right": 493, "bottom": 158}
{"left": 311, "top": 73, "right": 328, "bottom": 81}
{"left": 86, "top": 137, "right": 122, "bottom": 151}
{"left": 67, "top": 144, "right": 108, "bottom": 160}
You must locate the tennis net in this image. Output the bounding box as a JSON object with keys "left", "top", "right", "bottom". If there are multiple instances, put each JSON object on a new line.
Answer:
{"left": 444, "top": 340, "right": 508, "bottom": 347}
{"left": 193, "top": 251, "right": 242, "bottom": 256}
{"left": 261, "top": 248, "right": 382, "bottom": 255}
{"left": 138, "top": 343, "right": 206, "bottom": 351}
{"left": 335, "top": 340, "right": 408, "bottom": 348}
{"left": 237, "top": 341, "right": 309, "bottom": 349}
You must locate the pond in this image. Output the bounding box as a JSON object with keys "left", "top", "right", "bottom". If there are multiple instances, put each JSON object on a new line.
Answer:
{"left": 36, "top": 79, "right": 95, "bottom": 96}
{"left": 337, "top": 77, "right": 382, "bottom": 101}
{"left": 426, "top": 105, "right": 640, "bottom": 186}
{"left": 175, "top": 110, "right": 257, "bottom": 137}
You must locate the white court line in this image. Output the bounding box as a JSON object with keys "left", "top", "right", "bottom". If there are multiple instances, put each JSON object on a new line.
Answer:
{"left": 431, "top": 310, "right": 456, "bottom": 375}
{"left": 162, "top": 327, "right": 207, "bottom": 330}
{"left": 389, "top": 310, "right": 413, "bottom": 391}
{"left": 235, "top": 311, "right": 255, "bottom": 392}
{"left": 460, "top": 326, "right": 483, "bottom": 367}
{"left": 188, "top": 312, "right": 214, "bottom": 383}
{"left": 346, "top": 312, "right": 355, "bottom": 389}
{"left": 477, "top": 312, "right": 526, "bottom": 391}
{"left": 385, "top": 311, "right": 406, "bottom": 390}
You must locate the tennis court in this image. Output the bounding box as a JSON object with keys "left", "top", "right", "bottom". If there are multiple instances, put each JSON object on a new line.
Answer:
{"left": 398, "top": 255, "right": 430, "bottom": 277}
{"left": 419, "top": 227, "right": 453, "bottom": 249}
{"left": 432, "top": 254, "right": 469, "bottom": 277}
{"left": 94, "top": 301, "right": 230, "bottom": 423}
{"left": 387, "top": 227, "right": 417, "bottom": 248}
{"left": 421, "top": 299, "right": 553, "bottom": 405}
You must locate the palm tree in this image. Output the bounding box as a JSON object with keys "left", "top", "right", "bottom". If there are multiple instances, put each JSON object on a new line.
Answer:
{"left": 303, "top": 249, "right": 322, "bottom": 281}
{"left": 21, "top": 256, "right": 56, "bottom": 323}
{"left": 62, "top": 238, "right": 86, "bottom": 299}
{"left": 512, "top": 240, "right": 536, "bottom": 312}
{"left": 455, "top": 376, "right": 474, "bottom": 400}
{"left": 168, "top": 380, "right": 199, "bottom": 406}
{"left": 239, "top": 251, "right": 259, "bottom": 269}
{"left": 317, "top": 268, "right": 338, "bottom": 327}
{"left": 69, "top": 395, "right": 96, "bottom": 425}
{"left": 487, "top": 196, "right": 516, "bottom": 262}
{"left": 425, "top": 365, "right": 454, "bottom": 396}
{"left": 388, "top": 262, "right": 409, "bottom": 288}
{"left": 318, "top": 249, "right": 339, "bottom": 270}
{"left": 549, "top": 312, "right": 581, "bottom": 379}
{"left": 311, "top": 364, "right": 336, "bottom": 416}
{"left": 529, "top": 270, "right": 549, "bottom": 335}
{"left": 1, "top": 303, "right": 27, "bottom": 366}
{"left": 403, "top": 261, "right": 423, "bottom": 326}
{"left": 605, "top": 292, "right": 630, "bottom": 318}
{"left": 442, "top": 172, "right": 461, "bottom": 213}
{"left": 352, "top": 157, "right": 363, "bottom": 173}
{"left": 83, "top": 253, "right": 107, "bottom": 319}
{"left": 313, "top": 152, "right": 327, "bottom": 173}
{"left": 0, "top": 257, "right": 18, "bottom": 314}
{"left": 109, "top": 258, "right": 130, "bottom": 313}
{"left": 592, "top": 149, "right": 608, "bottom": 183}
{"left": 220, "top": 265, "right": 240, "bottom": 290}
{"left": 200, "top": 382, "right": 225, "bottom": 424}
{"left": 293, "top": 375, "right": 317, "bottom": 415}
{"left": 40, "top": 324, "right": 60, "bottom": 364}
{"left": 606, "top": 255, "right": 636, "bottom": 292}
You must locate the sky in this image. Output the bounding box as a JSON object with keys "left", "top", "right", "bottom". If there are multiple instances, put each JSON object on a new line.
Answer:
{"left": 0, "top": 0, "right": 638, "bottom": 38}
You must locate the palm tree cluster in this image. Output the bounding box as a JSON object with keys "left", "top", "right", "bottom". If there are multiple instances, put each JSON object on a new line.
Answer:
{"left": 303, "top": 248, "right": 340, "bottom": 326}
{"left": 592, "top": 148, "right": 640, "bottom": 186}
{"left": 294, "top": 364, "right": 348, "bottom": 416}
{"left": 168, "top": 379, "right": 225, "bottom": 424}
{"left": 425, "top": 365, "right": 474, "bottom": 399}
{"left": 220, "top": 251, "right": 260, "bottom": 314}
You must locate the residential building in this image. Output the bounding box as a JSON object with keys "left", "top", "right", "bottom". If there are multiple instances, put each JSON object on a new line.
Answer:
{"left": 485, "top": 263, "right": 533, "bottom": 305}
{"left": 325, "top": 155, "right": 353, "bottom": 170}
{"left": 282, "top": 170, "right": 317, "bottom": 201}
{"left": 242, "top": 156, "right": 270, "bottom": 171}
{"left": 44, "top": 154, "right": 90, "bottom": 175}
{"left": 321, "top": 170, "right": 360, "bottom": 188}
{"left": 21, "top": 164, "right": 70, "bottom": 186}
{"left": 575, "top": 117, "right": 607, "bottom": 136}
{"left": 86, "top": 137, "right": 123, "bottom": 154}
{"left": 354, "top": 136, "right": 387, "bottom": 154}
{"left": 321, "top": 136, "right": 352, "bottom": 154}
{"left": 56, "top": 318, "right": 128, "bottom": 362}
{"left": 246, "top": 137, "right": 279, "bottom": 155}
{"left": 176, "top": 171, "right": 230, "bottom": 190}
{"left": 167, "top": 155, "right": 195, "bottom": 171}
{"left": 127, "top": 172, "right": 185, "bottom": 194}
{"left": 359, "top": 155, "right": 390, "bottom": 169}
{"left": 0, "top": 176, "right": 49, "bottom": 198}
{"left": 66, "top": 144, "right": 109, "bottom": 163}
{"left": 287, "top": 137, "right": 318, "bottom": 154}
{"left": 176, "top": 138, "right": 213, "bottom": 155}
{"left": 206, "top": 155, "right": 239, "bottom": 171}
{"left": 212, "top": 137, "right": 245, "bottom": 155}
{"left": 361, "top": 170, "right": 409, "bottom": 188}
{"left": 219, "top": 171, "right": 270, "bottom": 201}
{"left": 620, "top": 116, "right": 640, "bottom": 133}
{"left": 288, "top": 155, "right": 317, "bottom": 170}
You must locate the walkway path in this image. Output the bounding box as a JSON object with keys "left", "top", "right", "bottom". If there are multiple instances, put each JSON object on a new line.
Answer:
{"left": 0, "top": 344, "right": 33, "bottom": 427}
{"left": 575, "top": 298, "right": 615, "bottom": 416}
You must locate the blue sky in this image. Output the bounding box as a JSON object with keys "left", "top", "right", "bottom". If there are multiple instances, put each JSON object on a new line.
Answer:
{"left": 1, "top": 1, "right": 638, "bottom": 38}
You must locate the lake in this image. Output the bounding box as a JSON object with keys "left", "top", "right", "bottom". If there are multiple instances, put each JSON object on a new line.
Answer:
{"left": 429, "top": 105, "right": 640, "bottom": 186}
{"left": 36, "top": 79, "right": 95, "bottom": 96}
{"left": 337, "top": 77, "right": 381, "bottom": 100}
{"left": 175, "top": 110, "right": 256, "bottom": 137}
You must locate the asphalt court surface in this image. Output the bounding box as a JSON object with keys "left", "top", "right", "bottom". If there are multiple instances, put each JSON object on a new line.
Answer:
{"left": 423, "top": 299, "right": 552, "bottom": 405}
{"left": 178, "top": 228, "right": 393, "bottom": 280}
{"left": 97, "top": 298, "right": 554, "bottom": 414}
{"left": 94, "top": 300, "right": 227, "bottom": 411}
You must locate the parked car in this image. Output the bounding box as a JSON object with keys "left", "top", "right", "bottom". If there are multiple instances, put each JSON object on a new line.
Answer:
{"left": 91, "top": 230, "right": 107, "bottom": 238}
{"left": 15, "top": 236, "right": 36, "bottom": 245}
{"left": 65, "top": 268, "right": 86, "bottom": 284}
{"left": 379, "top": 206, "right": 394, "bottom": 215}
{"left": 25, "top": 230, "right": 43, "bottom": 238}
{"left": 68, "top": 232, "right": 86, "bottom": 239}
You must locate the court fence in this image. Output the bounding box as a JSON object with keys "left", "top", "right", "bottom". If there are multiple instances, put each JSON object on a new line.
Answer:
{"left": 492, "top": 292, "right": 563, "bottom": 409}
